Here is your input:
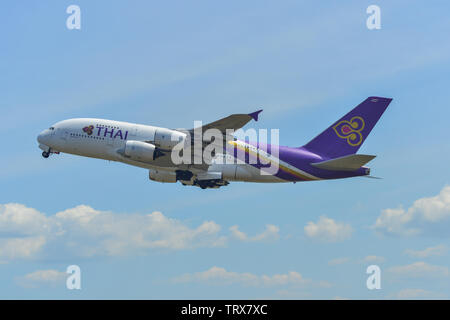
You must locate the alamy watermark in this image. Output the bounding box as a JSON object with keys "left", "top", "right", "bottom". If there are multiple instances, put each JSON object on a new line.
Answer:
{"left": 66, "top": 5, "right": 81, "bottom": 30}
{"left": 169, "top": 123, "right": 280, "bottom": 176}
{"left": 366, "top": 5, "right": 381, "bottom": 30}
{"left": 366, "top": 265, "right": 381, "bottom": 290}
{"left": 66, "top": 265, "right": 81, "bottom": 290}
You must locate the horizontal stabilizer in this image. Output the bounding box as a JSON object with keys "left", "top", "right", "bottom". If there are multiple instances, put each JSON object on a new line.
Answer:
{"left": 311, "top": 154, "right": 376, "bottom": 171}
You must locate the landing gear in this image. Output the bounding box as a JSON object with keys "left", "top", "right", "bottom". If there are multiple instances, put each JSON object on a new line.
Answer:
{"left": 194, "top": 179, "right": 229, "bottom": 189}
{"left": 42, "top": 151, "right": 50, "bottom": 158}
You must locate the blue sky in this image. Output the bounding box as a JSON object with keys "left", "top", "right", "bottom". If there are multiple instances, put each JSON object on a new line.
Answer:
{"left": 0, "top": 0, "right": 449, "bottom": 299}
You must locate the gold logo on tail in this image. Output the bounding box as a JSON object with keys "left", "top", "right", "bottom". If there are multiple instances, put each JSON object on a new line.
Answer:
{"left": 332, "top": 116, "right": 365, "bottom": 146}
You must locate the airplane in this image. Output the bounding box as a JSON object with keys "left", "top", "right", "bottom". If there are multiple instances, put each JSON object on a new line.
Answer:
{"left": 37, "top": 96, "right": 392, "bottom": 189}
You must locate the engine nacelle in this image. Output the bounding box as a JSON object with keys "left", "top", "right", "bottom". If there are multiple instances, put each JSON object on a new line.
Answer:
{"left": 149, "top": 169, "right": 177, "bottom": 183}
{"left": 220, "top": 164, "right": 252, "bottom": 181}
{"left": 154, "top": 128, "right": 186, "bottom": 150}
{"left": 124, "top": 140, "right": 159, "bottom": 162}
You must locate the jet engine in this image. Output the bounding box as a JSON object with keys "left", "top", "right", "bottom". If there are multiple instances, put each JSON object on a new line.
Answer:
{"left": 149, "top": 169, "right": 177, "bottom": 183}
{"left": 154, "top": 128, "right": 186, "bottom": 150}
{"left": 124, "top": 140, "right": 163, "bottom": 162}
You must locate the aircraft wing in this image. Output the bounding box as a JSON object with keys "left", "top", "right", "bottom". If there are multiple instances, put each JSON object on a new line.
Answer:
{"left": 189, "top": 109, "right": 263, "bottom": 135}
{"left": 182, "top": 109, "right": 263, "bottom": 169}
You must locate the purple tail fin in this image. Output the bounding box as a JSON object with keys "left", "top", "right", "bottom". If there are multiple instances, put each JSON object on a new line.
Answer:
{"left": 303, "top": 97, "right": 392, "bottom": 158}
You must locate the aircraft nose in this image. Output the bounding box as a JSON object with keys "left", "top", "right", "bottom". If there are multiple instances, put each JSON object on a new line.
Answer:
{"left": 37, "top": 130, "right": 49, "bottom": 145}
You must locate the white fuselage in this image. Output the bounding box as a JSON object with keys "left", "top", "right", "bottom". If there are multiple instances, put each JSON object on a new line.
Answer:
{"left": 37, "top": 118, "right": 285, "bottom": 184}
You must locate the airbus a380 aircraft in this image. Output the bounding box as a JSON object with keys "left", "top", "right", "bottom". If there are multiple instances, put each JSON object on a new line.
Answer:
{"left": 37, "top": 97, "right": 392, "bottom": 189}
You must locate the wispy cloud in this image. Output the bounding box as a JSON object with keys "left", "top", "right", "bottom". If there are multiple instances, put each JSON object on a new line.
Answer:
{"left": 304, "top": 216, "right": 353, "bottom": 242}
{"left": 172, "top": 266, "right": 331, "bottom": 288}
{"left": 15, "top": 269, "right": 67, "bottom": 289}
{"left": 229, "top": 224, "right": 279, "bottom": 242}
{"left": 404, "top": 245, "right": 448, "bottom": 258}
{"left": 388, "top": 262, "right": 449, "bottom": 279}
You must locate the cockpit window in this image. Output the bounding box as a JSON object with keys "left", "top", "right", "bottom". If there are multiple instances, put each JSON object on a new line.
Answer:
{"left": 49, "top": 127, "right": 55, "bottom": 130}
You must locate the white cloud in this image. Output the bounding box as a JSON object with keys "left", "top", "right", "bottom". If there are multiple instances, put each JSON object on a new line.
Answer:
{"left": 0, "top": 203, "right": 229, "bottom": 261}
{"left": 388, "top": 262, "right": 449, "bottom": 279}
{"left": 0, "top": 203, "right": 283, "bottom": 262}
{"left": 15, "top": 269, "right": 67, "bottom": 288}
{"left": 172, "top": 266, "right": 330, "bottom": 288}
{"left": 0, "top": 236, "right": 46, "bottom": 260}
{"left": 55, "top": 205, "right": 101, "bottom": 225}
{"left": 229, "top": 224, "right": 279, "bottom": 242}
{"left": 373, "top": 208, "right": 419, "bottom": 236}
{"left": 229, "top": 225, "right": 247, "bottom": 241}
{"left": 174, "top": 266, "right": 260, "bottom": 286}
{"left": 0, "top": 203, "right": 51, "bottom": 235}
{"left": 304, "top": 216, "right": 353, "bottom": 242}
{"left": 404, "top": 245, "right": 447, "bottom": 258}
{"left": 373, "top": 186, "right": 450, "bottom": 236}
{"left": 261, "top": 272, "right": 308, "bottom": 287}
{"left": 412, "top": 186, "right": 450, "bottom": 222}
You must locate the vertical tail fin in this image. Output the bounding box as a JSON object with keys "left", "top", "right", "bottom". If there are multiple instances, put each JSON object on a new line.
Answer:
{"left": 303, "top": 97, "right": 392, "bottom": 158}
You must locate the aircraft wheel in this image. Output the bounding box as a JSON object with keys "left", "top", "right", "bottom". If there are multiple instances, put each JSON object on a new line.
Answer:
{"left": 42, "top": 151, "right": 50, "bottom": 158}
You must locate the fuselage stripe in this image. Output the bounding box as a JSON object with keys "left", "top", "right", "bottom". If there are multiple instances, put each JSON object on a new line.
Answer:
{"left": 228, "top": 141, "right": 320, "bottom": 181}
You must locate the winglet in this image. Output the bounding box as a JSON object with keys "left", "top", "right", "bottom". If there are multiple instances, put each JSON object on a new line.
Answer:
{"left": 248, "top": 109, "right": 263, "bottom": 121}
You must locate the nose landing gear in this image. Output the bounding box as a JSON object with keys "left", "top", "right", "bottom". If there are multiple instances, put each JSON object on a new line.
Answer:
{"left": 41, "top": 148, "right": 59, "bottom": 158}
